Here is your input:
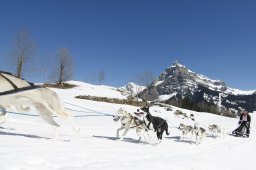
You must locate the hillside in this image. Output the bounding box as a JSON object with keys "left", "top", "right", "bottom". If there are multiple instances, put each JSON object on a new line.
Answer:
{"left": 49, "top": 81, "right": 145, "bottom": 100}
{"left": 0, "top": 82, "right": 256, "bottom": 170}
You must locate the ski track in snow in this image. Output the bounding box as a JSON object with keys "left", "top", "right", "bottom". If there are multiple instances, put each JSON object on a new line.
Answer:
{"left": 0, "top": 86, "right": 256, "bottom": 170}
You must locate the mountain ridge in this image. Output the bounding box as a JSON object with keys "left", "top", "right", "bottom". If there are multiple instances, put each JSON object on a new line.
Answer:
{"left": 139, "top": 62, "right": 256, "bottom": 115}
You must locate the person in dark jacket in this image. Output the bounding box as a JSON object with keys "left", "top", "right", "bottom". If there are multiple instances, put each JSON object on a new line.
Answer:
{"left": 232, "top": 110, "right": 251, "bottom": 137}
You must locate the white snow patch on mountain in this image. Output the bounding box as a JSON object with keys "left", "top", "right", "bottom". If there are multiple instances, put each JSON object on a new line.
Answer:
{"left": 154, "top": 80, "right": 164, "bottom": 86}
{"left": 158, "top": 93, "right": 177, "bottom": 101}
{"left": 117, "top": 82, "right": 145, "bottom": 97}
{"left": 225, "top": 87, "right": 256, "bottom": 95}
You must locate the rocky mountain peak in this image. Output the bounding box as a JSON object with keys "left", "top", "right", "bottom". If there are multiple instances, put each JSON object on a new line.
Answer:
{"left": 159, "top": 62, "right": 189, "bottom": 81}
{"left": 154, "top": 61, "right": 227, "bottom": 92}
{"left": 139, "top": 61, "right": 256, "bottom": 114}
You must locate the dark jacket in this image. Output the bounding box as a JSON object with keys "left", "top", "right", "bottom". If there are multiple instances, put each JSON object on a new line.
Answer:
{"left": 239, "top": 114, "right": 251, "bottom": 124}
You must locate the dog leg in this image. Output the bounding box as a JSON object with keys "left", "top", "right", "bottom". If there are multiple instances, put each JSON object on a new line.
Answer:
{"left": 149, "top": 130, "right": 154, "bottom": 141}
{"left": 157, "top": 132, "right": 162, "bottom": 144}
{"left": 179, "top": 131, "right": 184, "bottom": 141}
{"left": 32, "top": 102, "right": 61, "bottom": 139}
{"left": 62, "top": 112, "right": 80, "bottom": 133}
{"left": 221, "top": 128, "right": 226, "bottom": 137}
{"left": 33, "top": 103, "right": 60, "bottom": 127}
{"left": 120, "top": 128, "right": 129, "bottom": 140}
{"left": 190, "top": 132, "right": 193, "bottom": 142}
{"left": 214, "top": 131, "right": 218, "bottom": 139}
{"left": 195, "top": 134, "right": 199, "bottom": 145}
{"left": 156, "top": 132, "right": 160, "bottom": 141}
{"left": 0, "top": 116, "right": 7, "bottom": 124}
{"left": 143, "top": 130, "right": 151, "bottom": 142}
{"left": 136, "top": 128, "right": 142, "bottom": 142}
{"left": 179, "top": 135, "right": 182, "bottom": 141}
{"left": 200, "top": 136, "right": 203, "bottom": 144}
{"left": 142, "top": 130, "right": 149, "bottom": 142}
{"left": 52, "top": 126, "right": 59, "bottom": 141}
{"left": 116, "top": 126, "right": 124, "bottom": 138}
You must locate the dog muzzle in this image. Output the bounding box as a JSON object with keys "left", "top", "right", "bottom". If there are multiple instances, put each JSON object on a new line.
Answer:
{"left": 113, "top": 116, "right": 120, "bottom": 122}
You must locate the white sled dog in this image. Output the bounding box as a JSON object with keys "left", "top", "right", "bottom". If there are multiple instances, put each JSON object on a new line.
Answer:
{"left": 0, "top": 87, "right": 80, "bottom": 138}
{"left": 208, "top": 124, "right": 226, "bottom": 138}
{"left": 178, "top": 123, "right": 194, "bottom": 141}
{"left": 113, "top": 107, "right": 148, "bottom": 141}
{"left": 193, "top": 122, "right": 206, "bottom": 145}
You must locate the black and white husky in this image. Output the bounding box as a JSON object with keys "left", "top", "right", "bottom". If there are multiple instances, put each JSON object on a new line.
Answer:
{"left": 113, "top": 107, "right": 148, "bottom": 141}
{"left": 0, "top": 87, "right": 80, "bottom": 138}
{"left": 140, "top": 107, "right": 169, "bottom": 143}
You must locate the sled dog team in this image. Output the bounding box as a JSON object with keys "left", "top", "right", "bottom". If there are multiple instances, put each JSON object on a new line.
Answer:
{"left": 178, "top": 123, "right": 226, "bottom": 144}
{"left": 114, "top": 106, "right": 230, "bottom": 145}
{"left": 0, "top": 71, "right": 251, "bottom": 144}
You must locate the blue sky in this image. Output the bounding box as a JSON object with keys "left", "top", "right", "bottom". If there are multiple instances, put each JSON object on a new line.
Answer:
{"left": 0, "top": 0, "right": 256, "bottom": 90}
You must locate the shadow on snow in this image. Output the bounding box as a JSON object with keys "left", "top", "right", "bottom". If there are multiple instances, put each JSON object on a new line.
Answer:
{"left": 0, "top": 129, "right": 70, "bottom": 142}
{"left": 165, "top": 136, "right": 197, "bottom": 144}
{"left": 93, "top": 135, "right": 149, "bottom": 145}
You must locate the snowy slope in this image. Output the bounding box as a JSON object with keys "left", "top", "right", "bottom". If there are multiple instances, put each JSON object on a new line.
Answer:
{"left": 50, "top": 81, "right": 145, "bottom": 100}
{"left": 0, "top": 83, "right": 256, "bottom": 170}
{"left": 54, "top": 80, "right": 128, "bottom": 99}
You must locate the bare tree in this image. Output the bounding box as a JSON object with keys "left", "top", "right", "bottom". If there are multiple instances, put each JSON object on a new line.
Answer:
{"left": 9, "top": 30, "right": 36, "bottom": 78}
{"left": 49, "top": 48, "right": 73, "bottom": 85}
{"left": 136, "top": 70, "right": 156, "bottom": 87}
{"left": 98, "top": 70, "right": 105, "bottom": 85}
{"left": 132, "top": 70, "right": 155, "bottom": 101}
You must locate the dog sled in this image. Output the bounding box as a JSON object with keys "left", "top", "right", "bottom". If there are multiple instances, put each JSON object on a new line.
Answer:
{"left": 231, "top": 122, "right": 249, "bottom": 138}
{"left": 0, "top": 70, "right": 36, "bottom": 95}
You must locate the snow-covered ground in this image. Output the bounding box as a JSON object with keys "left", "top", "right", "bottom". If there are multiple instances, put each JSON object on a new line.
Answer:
{"left": 0, "top": 83, "right": 256, "bottom": 170}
